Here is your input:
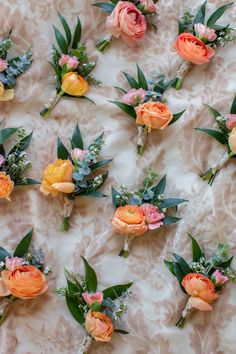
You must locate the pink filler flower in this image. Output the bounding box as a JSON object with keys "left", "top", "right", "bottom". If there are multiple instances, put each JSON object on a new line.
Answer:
{"left": 70, "top": 148, "right": 89, "bottom": 162}
{"left": 5, "top": 256, "right": 23, "bottom": 271}
{"left": 82, "top": 291, "right": 104, "bottom": 306}
{"left": 212, "top": 270, "right": 229, "bottom": 285}
{"left": 59, "top": 54, "right": 79, "bottom": 70}
{"left": 140, "top": 0, "right": 158, "bottom": 13}
{"left": 123, "top": 88, "right": 146, "bottom": 106}
{"left": 141, "top": 203, "right": 165, "bottom": 230}
{"left": 194, "top": 23, "right": 217, "bottom": 42}
{"left": 225, "top": 114, "right": 236, "bottom": 130}
{"left": 0, "top": 59, "right": 8, "bottom": 73}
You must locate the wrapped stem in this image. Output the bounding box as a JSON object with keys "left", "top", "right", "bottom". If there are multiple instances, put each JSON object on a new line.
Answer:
{"left": 119, "top": 234, "right": 136, "bottom": 258}
{"left": 61, "top": 196, "right": 74, "bottom": 231}
{"left": 96, "top": 33, "right": 113, "bottom": 52}
{"left": 77, "top": 335, "right": 93, "bottom": 354}
{"left": 176, "top": 300, "right": 193, "bottom": 328}
{"left": 137, "top": 125, "right": 148, "bottom": 155}
{"left": 40, "top": 90, "right": 64, "bottom": 118}
{"left": 200, "top": 151, "right": 232, "bottom": 185}
{"left": 175, "top": 61, "right": 192, "bottom": 90}
{"left": 0, "top": 296, "right": 15, "bottom": 327}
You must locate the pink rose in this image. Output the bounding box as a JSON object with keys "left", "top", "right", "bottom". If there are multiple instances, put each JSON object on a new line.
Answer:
{"left": 106, "top": 1, "right": 147, "bottom": 48}
{"left": 194, "top": 23, "right": 217, "bottom": 42}
{"left": 5, "top": 256, "right": 23, "bottom": 271}
{"left": 0, "top": 59, "right": 8, "bottom": 73}
{"left": 59, "top": 54, "right": 79, "bottom": 70}
{"left": 82, "top": 291, "right": 104, "bottom": 306}
{"left": 70, "top": 148, "right": 89, "bottom": 161}
{"left": 225, "top": 114, "right": 236, "bottom": 130}
{"left": 141, "top": 203, "right": 165, "bottom": 230}
{"left": 140, "top": 0, "right": 158, "bottom": 13}
{"left": 212, "top": 270, "right": 229, "bottom": 285}
{"left": 123, "top": 88, "right": 146, "bottom": 106}
{"left": 0, "top": 154, "right": 5, "bottom": 166}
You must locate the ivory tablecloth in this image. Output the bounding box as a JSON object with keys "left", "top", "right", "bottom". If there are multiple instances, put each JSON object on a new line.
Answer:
{"left": 1, "top": 0, "right": 236, "bottom": 353}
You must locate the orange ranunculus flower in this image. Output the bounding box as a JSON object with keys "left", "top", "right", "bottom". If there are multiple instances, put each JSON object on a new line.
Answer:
{"left": 135, "top": 101, "right": 173, "bottom": 132}
{"left": 173, "top": 33, "right": 215, "bottom": 65}
{"left": 182, "top": 273, "right": 219, "bottom": 311}
{"left": 229, "top": 127, "right": 236, "bottom": 154}
{"left": 40, "top": 159, "right": 75, "bottom": 197}
{"left": 0, "top": 278, "right": 11, "bottom": 297}
{"left": 61, "top": 72, "right": 88, "bottom": 96}
{"left": 1, "top": 265, "right": 48, "bottom": 300}
{"left": 0, "top": 172, "right": 14, "bottom": 201}
{"left": 85, "top": 311, "right": 114, "bottom": 342}
{"left": 112, "top": 204, "right": 148, "bottom": 236}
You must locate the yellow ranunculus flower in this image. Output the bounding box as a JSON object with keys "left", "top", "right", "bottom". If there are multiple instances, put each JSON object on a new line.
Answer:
{"left": 61, "top": 72, "right": 88, "bottom": 97}
{"left": 40, "top": 159, "right": 75, "bottom": 197}
{"left": 0, "top": 172, "right": 14, "bottom": 201}
{"left": 0, "top": 89, "right": 14, "bottom": 101}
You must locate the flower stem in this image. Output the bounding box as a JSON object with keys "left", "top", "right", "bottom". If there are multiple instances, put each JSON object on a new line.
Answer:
{"left": 176, "top": 299, "right": 193, "bottom": 329}
{"left": 77, "top": 335, "right": 93, "bottom": 354}
{"left": 200, "top": 151, "right": 232, "bottom": 185}
{"left": 0, "top": 296, "right": 15, "bottom": 327}
{"left": 96, "top": 34, "right": 113, "bottom": 52}
{"left": 119, "top": 234, "right": 135, "bottom": 258}
{"left": 137, "top": 125, "right": 148, "bottom": 155}
{"left": 61, "top": 196, "right": 74, "bottom": 232}
{"left": 119, "top": 249, "right": 129, "bottom": 258}
{"left": 175, "top": 315, "right": 186, "bottom": 328}
{"left": 175, "top": 61, "right": 192, "bottom": 90}
{"left": 40, "top": 90, "right": 64, "bottom": 118}
{"left": 61, "top": 216, "right": 70, "bottom": 231}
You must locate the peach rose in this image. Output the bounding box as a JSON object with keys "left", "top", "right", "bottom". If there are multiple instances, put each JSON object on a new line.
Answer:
{"left": 40, "top": 159, "right": 75, "bottom": 197}
{"left": 182, "top": 273, "right": 219, "bottom": 311}
{"left": 1, "top": 265, "right": 48, "bottom": 300}
{"left": 173, "top": 33, "right": 215, "bottom": 65}
{"left": 228, "top": 127, "right": 236, "bottom": 154}
{"left": 135, "top": 101, "right": 173, "bottom": 132}
{"left": 112, "top": 204, "right": 148, "bottom": 236}
{"left": 106, "top": 1, "right": 147, "bottom": 48}
{"left": 85, "top": 311, "right": 114, "bottom": 342}
{"left": 61, "top": 72, "right": 88, "bottom": 97}
{"left": 0, "top": 172, "right": 14, "bottom": 201}
{"left": 0, "top": 278, "right": 11, "bottom": 297}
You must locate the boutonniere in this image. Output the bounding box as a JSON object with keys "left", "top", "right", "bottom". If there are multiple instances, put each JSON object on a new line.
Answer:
{"left": 0, "top": 31, "right": 32, "bottom": 101}
{"left": 0, "top": 124, "right": 39, "bottom": 201}
{"left": 196, "top": 96, "right": 236, "bottom": 185}
{"left": 110, "top": 65, "right": 185, "bottom": 154}
{"left": 40, "top": 125, "right": 112, "bottom": 231}
{"left": 94, "top": 0, "right": 158, "bottom": 52}
{"left": 165, "top": 234, "right": 235, "bottom": 328}
{"left": 40, "top": 13, "right": 101, "bottom": 118}
{"left": 57, "top": 257, "right": 132, "bottom": 353}
{"left": 0, "top": 229, "right": 51, "bottom": 327}
{"left": 111, "top": 168, "right": 187, "bottom": 257}
{"left": 174, "top": 1, "right": 235, "bottom": 90}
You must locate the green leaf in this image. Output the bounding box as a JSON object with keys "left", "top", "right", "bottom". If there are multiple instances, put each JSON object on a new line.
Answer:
{"left": 111, "top": 187, "right": 121, "bottom": 208}
{"left": 218, "top": 256, "right": 234, "bottom": 268}
{"left": 193, "top": 0, "right": 207, "bottom": 25}
{"left": 160, "top": 198, "right": 188, "bottom": 209}
{"left": 67, "top": 279, "right": 79, "bottom": 294}
{"left": 205, "top": 104, "right": 221, "bottom": 118}
{"left": 13, "top": 229, "right": 33, "bottom": 257}
{"left": 173, "top": 253, "right": 192, "bottom": 275}
{"left": 53, "top": 26, "right": 68, "bottom": 54}
{"left": 58, "top": 12, "right": 72, "bottom": 46}
{"left": 109, "top": 100, "right": 136, "bottom": 118}
{"left": 103, "top": 282, "right": 133, "bottom": 300}
{"left": 188, "top": 233, "right": 203, "bottom": 262}
{"left": 9, "top": 132, "right": 33, "bottom": 154}
{"left": 66, "top": 295, "right": 85, "bottom": 324}
{"left": 79, "top": 96, "right": 96, "bottom": 105}
{"left": 168, "top": 110, "right": 185, "bottom": 126}
{"left": 178, "top": 21, "right": 185, "bottom": 34}
{"left": 114, "top": 329, "right": 129, "bottom": 335}
{"left": 230, "top": 95, "right": 236, "bottom": 114}
{"left": 0, "top": 127, "right": 18, "bottom": 145}
{"left": 163, "top": 216, "right": 181, "bottom": 225}
{"left": 152, "top": 175, "right": 166, "bottom": 196}
{"left": 122, "top": 71, "right": 139, "bottom": 89}
{"left": 109, "top": 0, "right": 119, "bottom": 4}
{"left": 164, "top": 260, "right": 175, "bottom": 275}
{"left": 137, "top": 64, "right": 148, "bottom": 90}
{"left": 90, "top": 159, "right": 112, "bottom": 172}
{"left": 81, "top": 256, "right": 97, "bottom": 292}
{"left": 114, "top": 86, "right": 127, "bottom": 94}
{"left": 0, "top": 247, "right": 11, "bottom": 262}
{"left": 71, "top": 124, "right": 83, "bottom": 149}
{"left": 173, "top": 262, "right": 186, "bottom": 293}
{"left": 195, "top": 128, "right": 226, "bottom": 145}
{"left": 92, "top": 3, "right": 116, "bottom": 14}
{"left": 16, "top": 178, "right": 40, "bottom": 186}
{"left": 80, "top": 191, "right": 107, "bottom": 198}
{"left": 72, "top": 17, "right": 82, "bottom": 49}
{"left": 57, "top": 137, "right": 70, "bottom": 159}
{"left": 207, "top": 3, "right": 233, "bottom": 28}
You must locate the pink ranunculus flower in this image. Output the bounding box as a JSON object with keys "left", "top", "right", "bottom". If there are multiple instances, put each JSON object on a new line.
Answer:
{"left": 123, "top": 88, "right": 146, "bottom": 106}
{"left": 140, "top": 0, "right": 158, "bottom": 13}
{"left": 141, "top": 203, "right": 165, "bottom": 230}
{"left": 59, "top": 54, "right": 79, "bottom": 70}
{"left": 106, "top": 1, "right": 147, "bottom": 48}
{"left": 5, "top": 256, "right": 23, "bottom": 271}
{"left": 70, "top": 148, "right": 89, "bottom": 162}
{"left": 194, "top": 23, "right": 217, "bottom": 42}
{"left": 212, "top": 270, "right": 229, "bottom": 285}
{"left": 0, "top": 59, "right": 8, "bottom": 73}
{"left": 225, "top": 114, "right": 236, "bottom": 130}
{"left": 82, "top": 291, "right": 104, "bottom": 306}
{"left": 0, "top": 154, "right": 5, "bottom": 166}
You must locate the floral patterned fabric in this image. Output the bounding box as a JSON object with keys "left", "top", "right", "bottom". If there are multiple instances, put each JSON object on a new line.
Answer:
{"left": 0, "top": 0, "right": 236, "bottom": 353}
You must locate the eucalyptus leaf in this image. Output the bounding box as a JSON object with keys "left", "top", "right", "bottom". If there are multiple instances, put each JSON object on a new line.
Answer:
{"left": 81, "top": 256, "right": 97, "bottom": 292}
{"left": 90, "top": 159, "right": 112, "bottom": 172}
{"left": 13, "top": 229, "right": 33, "bottom": 257}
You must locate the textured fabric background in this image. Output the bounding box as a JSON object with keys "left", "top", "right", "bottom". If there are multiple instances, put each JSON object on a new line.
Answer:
{"left": 0, "top": 0, "right": 236, "bottom": 353}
